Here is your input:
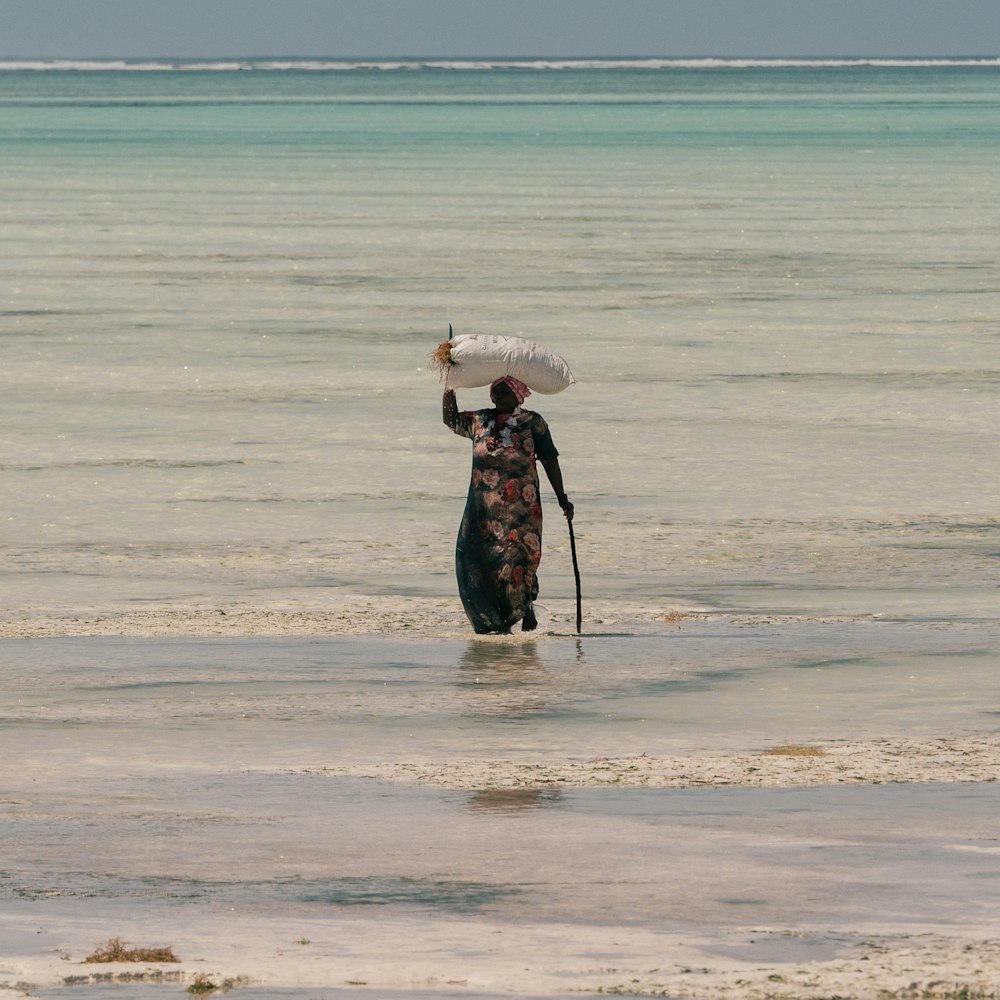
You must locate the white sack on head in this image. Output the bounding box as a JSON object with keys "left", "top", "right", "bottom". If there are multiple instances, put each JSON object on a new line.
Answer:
{"left": 435, "top": 334, "right": 575, "bottom": 394}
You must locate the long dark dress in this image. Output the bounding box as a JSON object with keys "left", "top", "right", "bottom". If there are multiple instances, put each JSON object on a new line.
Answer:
{"left": 451, "top": 407, "right": 559, "bottom": 634}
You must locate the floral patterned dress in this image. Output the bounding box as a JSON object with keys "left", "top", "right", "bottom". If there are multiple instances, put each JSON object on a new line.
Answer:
{"left": 451, "top": 407, "right": 559, "bottom": 634}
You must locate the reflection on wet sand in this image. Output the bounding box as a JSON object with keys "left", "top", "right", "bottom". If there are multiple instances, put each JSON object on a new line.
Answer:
{"left": 457, "top": 640, "right": 554, "bottom": 720}
{"left": 466, "top": 788, "right": 565, "bottom": 813}
{"left": 458, "top": 639, "right": 544, "bottom": 675}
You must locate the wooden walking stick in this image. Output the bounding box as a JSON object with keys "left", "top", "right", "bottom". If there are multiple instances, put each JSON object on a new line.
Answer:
{"left": 567, "top": 514, "right": 582, "bottom": 634}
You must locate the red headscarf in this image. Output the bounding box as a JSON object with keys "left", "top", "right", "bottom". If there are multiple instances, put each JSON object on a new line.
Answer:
{"left": 489, "top": 376, "right": 531, "bottom": 405}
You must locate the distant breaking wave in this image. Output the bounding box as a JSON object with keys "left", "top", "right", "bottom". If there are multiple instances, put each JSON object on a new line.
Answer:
{"left": 2, "top": 57, "right": 1000, "bottom": 72}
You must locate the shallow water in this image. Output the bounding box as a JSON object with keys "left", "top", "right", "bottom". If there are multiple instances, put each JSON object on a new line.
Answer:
{"left": 8, "top": 764, "right": 1000, "bottom": 999}
{"left": 4, "top": 621, "right": 999, "bottom": 996}
{"left": 3, "top": 62, "right": 1000, "bottom": 618}
{"left": 7, "top": 775, "right": 1000, "bottom": 925}
{"left": 4, "top": 621, "right": 999, "bottom": 770}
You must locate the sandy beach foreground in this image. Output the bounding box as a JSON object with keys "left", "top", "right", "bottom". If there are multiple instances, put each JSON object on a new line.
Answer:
{"left": 3, "top": 602, "right": 999, "bottom": 1000}
{"left": 13, "top": 921, "right": 1000, "bottom": 1000}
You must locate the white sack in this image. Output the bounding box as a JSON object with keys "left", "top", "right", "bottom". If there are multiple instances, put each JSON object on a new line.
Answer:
{"left": 444, "top": 334, "right": 575, "bottom": 394}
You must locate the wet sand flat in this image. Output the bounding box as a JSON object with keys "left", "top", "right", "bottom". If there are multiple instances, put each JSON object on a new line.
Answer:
{"left": 2, "top": 617, "right": 1000, "bottom": 998}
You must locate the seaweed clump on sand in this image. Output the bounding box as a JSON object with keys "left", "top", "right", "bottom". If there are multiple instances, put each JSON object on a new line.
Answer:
{"left": 83, "top": 938, "right": 180, "bottom": 964}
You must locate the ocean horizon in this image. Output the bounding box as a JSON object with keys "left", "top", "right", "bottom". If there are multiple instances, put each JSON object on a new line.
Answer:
{"left": 4, "top": 55, "right": 1000, "bottom": 70}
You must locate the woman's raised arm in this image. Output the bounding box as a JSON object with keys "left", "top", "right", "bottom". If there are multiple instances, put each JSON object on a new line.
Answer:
{"left": 442, "top": 388, "right": 459, "bottom": 428}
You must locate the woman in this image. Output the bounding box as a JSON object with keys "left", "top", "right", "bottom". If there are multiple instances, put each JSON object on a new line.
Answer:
{"left": 443, "top": 376, "right": 573, "bottom": 634}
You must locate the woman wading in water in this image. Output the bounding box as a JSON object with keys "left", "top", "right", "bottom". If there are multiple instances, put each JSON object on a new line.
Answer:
{"left": 443, "top": 376, "right": 573, "bottom": 634}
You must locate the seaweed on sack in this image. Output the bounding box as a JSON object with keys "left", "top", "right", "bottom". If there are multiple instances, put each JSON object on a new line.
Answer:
{"left": 429, "top": 340, "right": 455, "bottom": 379}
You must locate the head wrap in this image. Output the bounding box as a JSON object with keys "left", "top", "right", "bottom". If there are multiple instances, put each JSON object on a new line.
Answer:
{"left": 489, "top": 375, "right": 531, "bottom": 406}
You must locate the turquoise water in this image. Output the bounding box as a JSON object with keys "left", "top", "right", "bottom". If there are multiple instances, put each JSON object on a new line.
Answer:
{"left": 2, "top": 61, "right": 999, "bottom": 617}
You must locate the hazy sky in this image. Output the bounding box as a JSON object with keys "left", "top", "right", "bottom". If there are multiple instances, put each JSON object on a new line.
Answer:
{"left": 3, "top": 0, "right": 999, "bottom": 59}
